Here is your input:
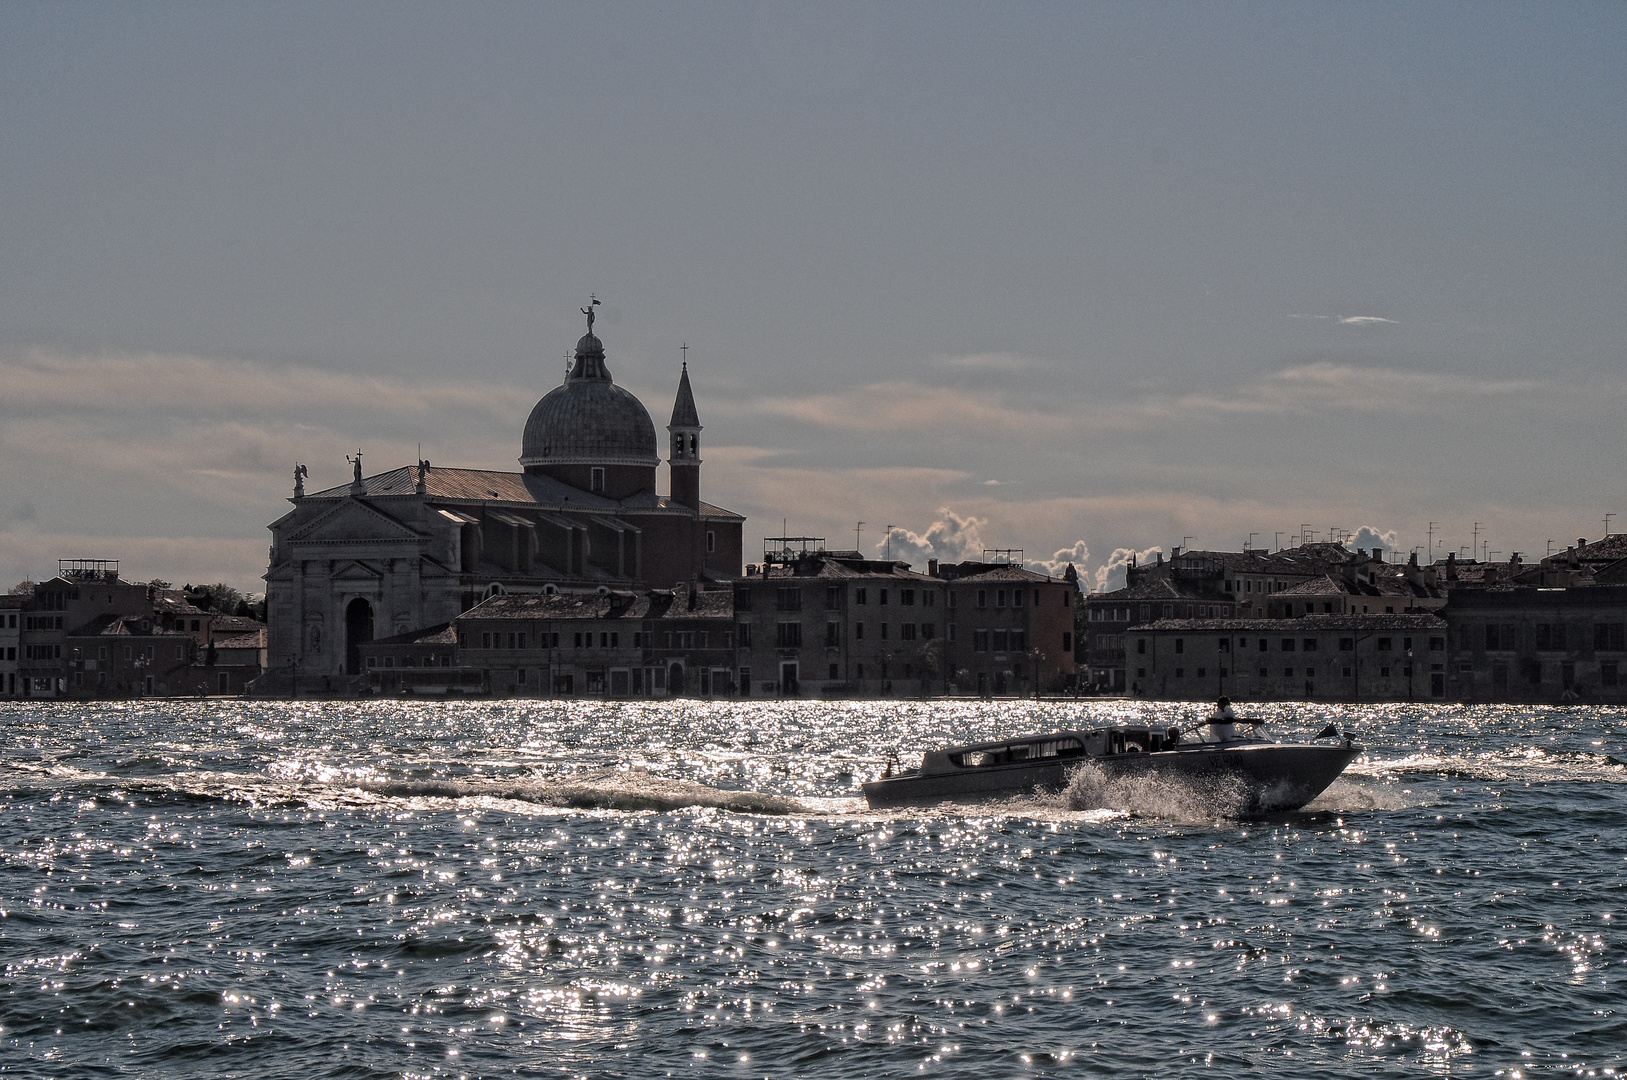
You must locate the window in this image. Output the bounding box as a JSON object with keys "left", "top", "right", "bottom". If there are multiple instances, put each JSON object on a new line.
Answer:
{"left": 1196, "top": 667, "right": 1205, "bottom": 678}
{"left": 1595, "top": 622, "right": 1626, "bottom": 651}
{"left": 776, "top": 587, "right": 802, "bottom": 611}
{"left": 947, "top": 591, "right": 956, "bottom": 609}
{"left": 829, "top": 664, "right": 839, "bottom": 680}
{"left": 879, "top": 589, "right": 888, "bottom": 605}
{"left": 1013, "top": 589, "right": 1023, "bottom": 607}
{"left": 1377, "top": 637, "right": 1392, "bottom": 651}
{"left": 734, "top": 585, "right": 753, "bottom": 611}
{"left": 992, "top": 628, "right": 1008, "bottom": 651}
{"left": 880, "top": 623, "right": 888, "bottom": 640}
{"left": 706, "top": 531, "right": 716, "bottom": 553}
{"left": 855, "top": 588, "right": 867, "bottom": 605}
{"left": 776, "top": 622, "right": 803, "bottom": 648}
{"left": 900, "top": 623, "right": 917, "bottom": 641}
{"left": 1219, "top": 638, "right": 1231, "bottom": 652}
{"left": 1257, "top": 638, "right": 1268, "bottom": 652}
{"left": 826, "top": 585, "right": 843, "bottom": 610}
{"left": 1603, "top": 663, "right": 1619, "bottom": 687}
{"left": 1536, "top": 623, "right": 1567, "bottom": 650}
{"left": 901, "top": 589, "right": 915, "bottom": 606}
{"left": 826, "top": 622, "right": 840, "bottom": 646}
{"left": 1061, "top": 631, "right": 1071, "bottom": 652}
{"left": 1010, "top": 629, "right": 1026, "bottom": 652}
{"left": 1136, "top": 638, "right": 1146, "bottom": 655}
{"left": 591, "top": 466, "right": 605, "bottom": 492}
{"left": 1430, "top": 637, "right": 1445, "bottom": 652}
{"left": 996, "top": 589, "right": 1007, "bottom": 607}
{"left": 974, "top": 629, "right": 990, "bottom": 652}
{"left": 947, "top": 624, "right": 956, "bottom": 643}
{"left": 1280, "top": 638, "right": 1295, "bottom": 652}
{"left": 738, "top": 668, "right": 750, "bottom": 696}
{"left": 1175, "top": 638, "right": 1184, "bottom": 654}
{"left": 977, "top": 590, "right": 987, "bottom": 608}
{"left": 855, "top": 622, "right": 864, "bottom": 640}
{"left": 1340, "top": 638, "right": 1354, "bottom": 651}
{"left": 1303, "top": 639, "right": 1317, "bottom": 651}
{"left": 922, "top": 623, "right": 935, "bottom": 640}
{"left": 923, "top": 592, "right": 935, "bottom": 607}
{"left": 1284, "top": 668, "right": 1294, "bottom": 678}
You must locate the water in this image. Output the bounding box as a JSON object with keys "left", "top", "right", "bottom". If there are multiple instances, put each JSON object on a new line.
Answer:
{"left": 2, "top": 699, "right": 1624, "bottom": 1078}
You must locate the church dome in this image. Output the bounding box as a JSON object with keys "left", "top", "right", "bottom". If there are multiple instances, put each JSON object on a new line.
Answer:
{"left": 520, "top": 331, "right": 659, "bottom": 468}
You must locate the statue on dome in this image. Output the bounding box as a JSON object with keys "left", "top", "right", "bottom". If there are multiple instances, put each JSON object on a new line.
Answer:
{"left": 582, "top": 295, "right": 600, "bottom": 333}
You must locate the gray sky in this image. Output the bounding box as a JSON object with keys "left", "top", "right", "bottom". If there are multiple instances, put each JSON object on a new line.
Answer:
{"left": 3, "top": 3, "right": 1624, "bottom": 593}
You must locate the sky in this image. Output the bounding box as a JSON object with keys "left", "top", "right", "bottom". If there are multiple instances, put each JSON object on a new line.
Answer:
{"left": 2, "top": 3, "right": 1624, "bottom": 595}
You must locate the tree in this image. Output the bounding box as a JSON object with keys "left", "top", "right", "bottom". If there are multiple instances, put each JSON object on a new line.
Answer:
{"left": 9, "top": 580, "right": 35, "bottom": 596}
{"left": 146, "top": 578, "right": 173, "bottom": 589}
{"left": 197, "top": 582, "right": 245, "bottom": 613}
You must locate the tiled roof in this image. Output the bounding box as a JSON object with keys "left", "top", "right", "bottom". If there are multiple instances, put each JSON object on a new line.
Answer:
{"left": 1090, "top": 578, "right": 1227, "bottom": 603}
{"left": 304, "top": 465, "right": 743, "bottom": 521}
{"left": 214, "top": 631, "right": 266, "bottom": 649}
{"left": 938, "top": 562, "right": 1060, "bottom": 583}
{"left": 1142, "top": 613, "right": 1445, "bottom": 632}
{"left": 369, "top": 622, "right": 457, "bottom": 646}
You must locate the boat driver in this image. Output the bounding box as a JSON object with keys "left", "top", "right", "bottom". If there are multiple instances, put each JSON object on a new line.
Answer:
{"left": 1208, "top": 696, "right": 1239, "bottom": 742}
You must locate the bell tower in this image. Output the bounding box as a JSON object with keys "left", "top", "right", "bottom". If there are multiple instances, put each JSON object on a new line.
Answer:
{"left": 667, "top": 357, "right": 701, "bottom": 510}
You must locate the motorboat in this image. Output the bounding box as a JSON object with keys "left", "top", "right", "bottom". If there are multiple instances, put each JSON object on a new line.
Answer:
{"left": 861, "top": 720, "right": 1359, "bottom": 815}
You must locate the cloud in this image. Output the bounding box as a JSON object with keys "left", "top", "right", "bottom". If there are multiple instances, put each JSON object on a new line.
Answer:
{"left": 876, "top": 508, "right": 990, "bottom": 567}
{"left": 1087, "top": 546, "right": 1164, "bottom": 594}
{"left": 1285, "top": 313, "right": 1396, "bottom": 325}
{"left": 715, "top": 381, "right": 1073, "bottom": 435}
{"left": 1348, "top": 525, "right": 1401, "bottom": 558}
{"left": 1032, "top": 539, "right": 1090, "bottom": 579}
{"left": 1105, "top": 362, "right": 1540, "bottom": 426}
{"left": 930, "top": 351, "right": 1046, "bottom": 373}
{"left": 0, "top": 348, "right": 531, "bottom": 424}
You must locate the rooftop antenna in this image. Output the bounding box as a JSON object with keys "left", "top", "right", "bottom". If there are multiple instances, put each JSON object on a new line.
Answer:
{"left": 1547, "top": 538, "right": 1555, "bottom": 557}
{"left": 855, "top": 521, "right": 864, "bottom": 550}
{"left": 1472, "top": 522, "right": 1483, "bottom": 560}
{"left": 1247, "top": 532, "right": 1258, "bottom": 551}
{"left": 1606, "top": 513, "right": 1616, "bottom": 537}
{"left": 1181, "top": 536, "right": 1194, "bottom": 553}
{"left": 885, "top": 524, "right": 895, "bottom": 561}
{"left": 1300, "top": 523, "right": 1313, "bottom": 547}
{"left": 1275, "top": 531, "right": 1283, "bottom": 550}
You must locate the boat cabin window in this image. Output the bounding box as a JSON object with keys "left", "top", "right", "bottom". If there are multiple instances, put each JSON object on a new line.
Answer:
{"left": 950, "top": 737, "right": 1084, "bottom": 767}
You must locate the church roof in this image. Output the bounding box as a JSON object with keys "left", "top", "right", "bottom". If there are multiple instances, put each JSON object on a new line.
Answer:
{"left": 669, "top": 363, "right": 700, "bottom": 429}
{"left": 520, "top": 330, "right": 659, "bottom": 468}
{"left": 303, "top": 464, "right": 743, "bottom": 520}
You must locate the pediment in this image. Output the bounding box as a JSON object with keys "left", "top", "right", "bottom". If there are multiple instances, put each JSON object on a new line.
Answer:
{"left": 286, "top": 499, "right": 422, "bottom": 545}
{"left": 332, "top": 560, "right": 385, "bottom": 581}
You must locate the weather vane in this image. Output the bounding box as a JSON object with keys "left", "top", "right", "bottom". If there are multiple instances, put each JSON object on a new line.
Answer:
{"left": 582, "top": 294, "right": 600, "bottom": 333}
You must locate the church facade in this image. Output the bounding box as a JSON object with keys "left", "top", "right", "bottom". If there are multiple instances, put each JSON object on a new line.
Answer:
{"left": 262, "top": 321, "right": 743, "bottom": 686}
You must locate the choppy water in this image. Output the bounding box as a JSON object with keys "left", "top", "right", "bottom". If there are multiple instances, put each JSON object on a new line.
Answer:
{"left": 2, "top": 699, "right": 1624, "bottom": 1078}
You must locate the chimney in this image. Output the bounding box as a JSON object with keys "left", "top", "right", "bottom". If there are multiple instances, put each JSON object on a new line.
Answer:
{"left": 928, "top": 558, "right": 939, "bottom": 578}
{"left": 1372, "top": 546, "right": 1383, "bottom": 563}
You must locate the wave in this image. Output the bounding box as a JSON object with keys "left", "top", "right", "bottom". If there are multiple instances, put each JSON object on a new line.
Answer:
{"left": 1356, "top": 746, "right": 1627, "bottom": 784}
{"left": 350, "top": 770, "right": 805, "bottom": 815}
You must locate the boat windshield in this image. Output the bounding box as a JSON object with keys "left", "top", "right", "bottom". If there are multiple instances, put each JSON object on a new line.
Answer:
{"left": 950, "top": 737, "right": 1085, "bottom": 768}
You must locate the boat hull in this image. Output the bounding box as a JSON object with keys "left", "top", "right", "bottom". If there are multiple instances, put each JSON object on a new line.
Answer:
{"left": 862, "top": 743, "right": 1359, "bottom": 815}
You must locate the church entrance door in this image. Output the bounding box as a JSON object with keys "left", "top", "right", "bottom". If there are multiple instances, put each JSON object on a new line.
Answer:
{"left": 345, "top": 598, "right": 374, "bottom": 676}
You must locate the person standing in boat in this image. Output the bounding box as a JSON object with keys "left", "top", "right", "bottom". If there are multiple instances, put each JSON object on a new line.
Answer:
{"left": 1208, "top": 696, "right": 1239, "bottom": 742}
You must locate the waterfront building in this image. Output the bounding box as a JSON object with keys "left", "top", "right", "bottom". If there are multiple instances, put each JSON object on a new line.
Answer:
{"left": 1439, "top": 585, "right": 1627, "bottom": 704}
{"left": 262, "top": 319, "right": 744, "bottom": 690}
{"left": 0, "top": 594, "right": 20, "bottom": 699}
{"left": 934, "top": 559, "right": 1077, "bottom": 696}
{"left": 735, "top": 543, "right": 942, "bottom": 698}
{"left": 1132, "top": 613, "right": 1448, "bottom": 702}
